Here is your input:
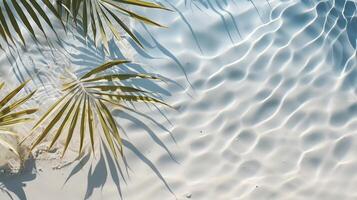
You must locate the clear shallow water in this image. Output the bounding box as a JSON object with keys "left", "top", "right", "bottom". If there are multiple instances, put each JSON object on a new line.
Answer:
{"left": 0, "top": 0, "right": 357, "bottom": 199}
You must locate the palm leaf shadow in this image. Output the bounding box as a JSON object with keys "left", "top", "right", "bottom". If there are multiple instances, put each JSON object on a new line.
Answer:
{"left": 53, "top": 0, "right": 170, "bottom": 51}
{"left": 64, "top": 138, "right": 175, "bottom": 200}
{"left": 0, "top": 0, "right": 169, "bottom": 51}
{"left": 18, "top": 29, "right": 178, "bottom": 197}
{"left": 183, "top": 0, "right": 274, "bottom": 44}
{"left": 135, "top": 24, "right": 194, "bottom": 89}
{"left": 43, "top": 13, "right": 185, "bottom": 96}
{"left": 122, "top": 139, "right": 174, "bottom": 195}
{"left": 164, "top": 0, "right": 204, "bottom": 54}
{"left": 7, "top": 46, "right": 63, "bottom": 88}
{"left": 27, "top": 29, "right": 179, "bottom": 198}
{"left": 113, "top": 110, "right": 177, "bottom": 162}
{"left": 0, "top": 0, "right": 61, "bottom": 47}
{"left": 0, "top": 157, "right": 37, "bottom": 200}
{"left": 183, "top": 0, "right": 241, "bottom": 44}
{"left": 63, "top": 27, "right": 173, "bottom": 98}
{"left": 0, "top": 81, "right": 37, "bottom": 200}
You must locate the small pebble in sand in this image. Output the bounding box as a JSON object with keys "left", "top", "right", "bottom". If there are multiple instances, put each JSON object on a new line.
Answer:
{"left": 185, "top": 193, "right": 192, "bottom": 198}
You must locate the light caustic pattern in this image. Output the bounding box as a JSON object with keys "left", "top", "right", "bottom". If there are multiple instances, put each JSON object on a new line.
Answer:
{"left": 0, "top": 0, "right": 356, "bottom": 199}
{"left": 126, "top": 0, "right": 357, "bottom": 199}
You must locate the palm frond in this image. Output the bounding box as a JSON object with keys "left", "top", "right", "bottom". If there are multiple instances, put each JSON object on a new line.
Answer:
{"left": 0, "top": 0, "right": 167, "bottom": 49}
{"left": 55, "top": 0, "right": 169, "bottom": 49}
{"left": 29, "top": 60, "right": 170, "bottom": 159}
{"left": 0, "top": 0, "right": 61, "bottom": 46}
{"left": 0, "top": 81, "right": 37, "bottom": 157}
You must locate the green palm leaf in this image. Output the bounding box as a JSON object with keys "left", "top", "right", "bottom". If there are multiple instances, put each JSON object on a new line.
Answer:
{"left": 29, "top": 60, "right": 171, "bottom": 159}
{"left": 0, "top": 81, "right": 37, "bottom": 157}
{"left": 0, "top": 0, "right": 167, "bottom": 49}
{"left": 55, "top": 0, "right": 169, "bottom": 49}
{"left": 0, "top": 0, "right": 61, "bottom": 46}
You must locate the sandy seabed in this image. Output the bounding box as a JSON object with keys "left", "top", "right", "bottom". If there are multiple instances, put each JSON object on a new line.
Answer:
{"left": 0, "top": 0, "right": 357, "bottom": 199}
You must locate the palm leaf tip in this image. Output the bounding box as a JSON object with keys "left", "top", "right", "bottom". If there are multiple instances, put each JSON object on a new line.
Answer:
{"left": 0, "top": 81, "right": 37, "bottom": 157}
{"left": 0, "top": 0, "right": 169, "bottom": 49}
{"left": 55, "top": 0, "right": 168, "bottom": 49}
{"left": 0, "top": 0, "right": 60, "bottom": 46}
{"left": 29, "top": 60, "right": 170, "bottom": 160}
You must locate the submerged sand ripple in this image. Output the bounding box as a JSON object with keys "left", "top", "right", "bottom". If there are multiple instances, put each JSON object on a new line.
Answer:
{"left": 130, "top": 0, "right": 356, "bottom": 199}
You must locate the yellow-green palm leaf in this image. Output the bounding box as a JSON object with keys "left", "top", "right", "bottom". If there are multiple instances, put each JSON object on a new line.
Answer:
{"left": 0, "top": 81, "right": 37, "bottom": 157}
{"left": 0, "top": 0, "right": 62, "bottom": 47}
{"left": 0, "top": 0, "right": 166, "bottom": 49}
{"left": 55, "top": 0, "right": 169, "bottom": 49}
{"left": 29, "top": 60, "right": 170, "bottom": 159}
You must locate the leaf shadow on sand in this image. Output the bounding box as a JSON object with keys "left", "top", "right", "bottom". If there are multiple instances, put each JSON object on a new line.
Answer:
{"left": 65, "top": 138, "right": 175, "bottom": 200}
{"left": 184, "top": 0, "right": 243, "bottom": 43}
{"left": 1, "top": 22, "right": 67, "bottom": 87}
{"left": 0, "top": 157, "right": 37, "bottom": 200}
{"left": 0, "top": 20, "right": 181, "bottom": 200}
{"left": 3, "top": 41, "right": 58, "bottom": 86}
{"left": 182, "top": 0, "right": 275, "bottom": 44}
{"left": 59, "top": 26, "right": 178, "bottom": 199}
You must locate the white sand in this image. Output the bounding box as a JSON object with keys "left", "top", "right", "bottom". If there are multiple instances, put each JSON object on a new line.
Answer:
{"left": 1, "top": 0, "right": 357, "bottom": 199}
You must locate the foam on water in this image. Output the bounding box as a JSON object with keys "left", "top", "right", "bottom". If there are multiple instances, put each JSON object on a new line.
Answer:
{"left": 0, "top": 0, "right": 357, "bottom": 199}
